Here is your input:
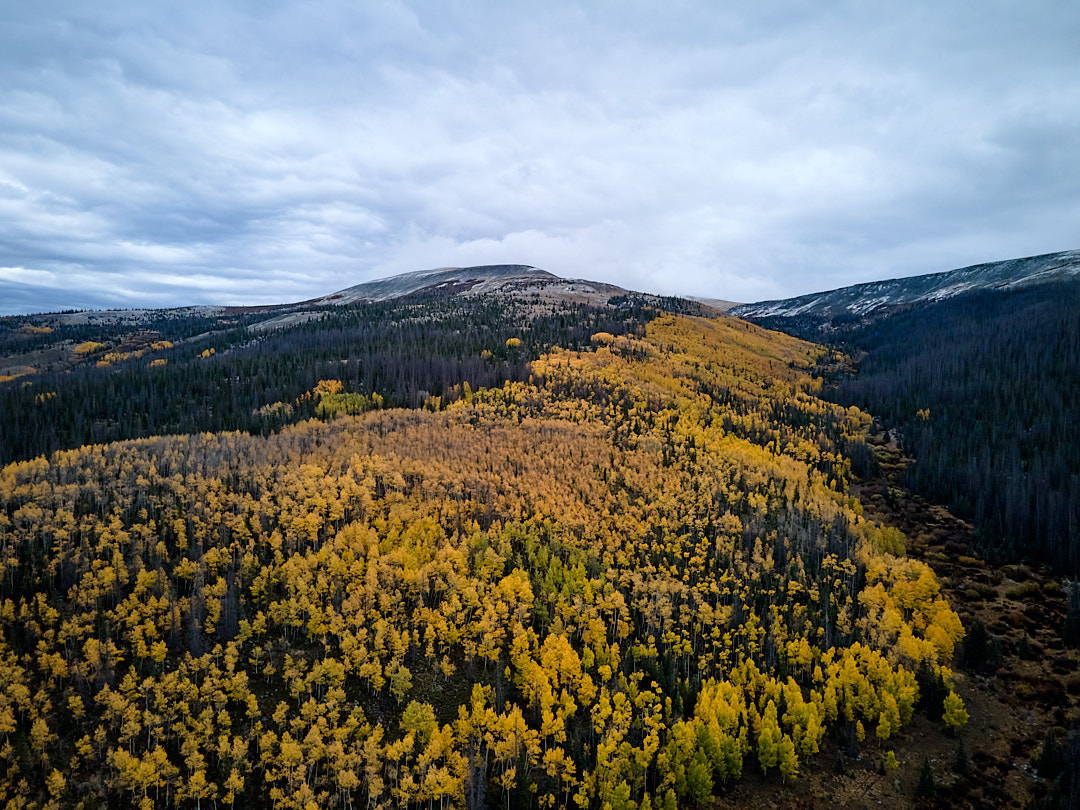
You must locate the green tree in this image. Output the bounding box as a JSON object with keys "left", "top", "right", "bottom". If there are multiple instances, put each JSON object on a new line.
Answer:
{"left": 942, "top": 691, "right": 969, "bottom": 733}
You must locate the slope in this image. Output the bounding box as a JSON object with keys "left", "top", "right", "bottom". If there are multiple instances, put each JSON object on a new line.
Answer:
{"left": 0, "top": 294, "right": 682, "bottom": 465}
{"left": 0, "top": 314, "right": 965, "bottom": 809}
{"left": 731, "top": 248, "right": 1080, "bottom": 321}
{"left": 826, "top": 283, "right": 1080, "bottom": 572}
{"left": 308, "top": 264, "right": 560, "bottom": 304}
{"left": 737, "top": 253, "right": 1080, "bottom": 574}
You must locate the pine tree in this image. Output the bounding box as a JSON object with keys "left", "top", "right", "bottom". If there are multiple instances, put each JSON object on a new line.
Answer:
{"left": 952, "top": 739, "right": 968, "bottom": 777}
{"left": 1036, "top": 728, "right": 1065, "bottom": 779}
{"left": 916, "top": 757, "right": 936, "bottom": 797}
{"left": 1065, "top": 582, "right": 1080, "bottom": 647}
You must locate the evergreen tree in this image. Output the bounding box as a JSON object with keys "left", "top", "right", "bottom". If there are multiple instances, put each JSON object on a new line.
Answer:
{"left": 952, "top": 739, "right": 968, "bottom": 777}
{"left": 916, "top": 757, "right": 936, "bottom": 798}
{"left": 1065, "top": 582, "right": 1080, "bottom": 647}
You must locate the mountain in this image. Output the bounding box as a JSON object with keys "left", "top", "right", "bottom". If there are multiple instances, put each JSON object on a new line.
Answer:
{"left": 46, "top": 265, "right": 568, "bottom": 326}
{"left": 731, "top": 248, "right": 1080, "bottom": 320}
{"left": 41, "top": 264, "right": 715, "bottom": 330}
{"left": 310, "top": 264, "right": 563, "bottom": 303}
{"left": 298, "top": 262, "right": 674, "bottom": 316}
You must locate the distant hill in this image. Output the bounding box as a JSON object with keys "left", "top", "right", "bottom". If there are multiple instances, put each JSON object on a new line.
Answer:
{"left": 309, "top": 264, "right": 560, "bottom": 303}
{"left": 688, "top": 295, "right": 739, "bottom": 312}
{"left": 732, "top": 249, "right": 1080, "bottom": 322}
{"left": 37, "top": 264, "right": 723, "bottom": 330}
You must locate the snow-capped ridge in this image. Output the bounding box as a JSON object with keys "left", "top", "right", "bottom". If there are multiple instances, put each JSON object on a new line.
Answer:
{"left": 732, "top": 249, "right": 1080, "bottom": 320}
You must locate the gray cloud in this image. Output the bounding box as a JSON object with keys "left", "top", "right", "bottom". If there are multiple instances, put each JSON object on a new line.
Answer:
{"left": 1, "top": 0, "right": 1078, "bottom": 314}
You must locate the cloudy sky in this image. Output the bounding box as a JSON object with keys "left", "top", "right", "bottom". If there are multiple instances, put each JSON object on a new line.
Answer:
{"left": 1, "top": 1, "right": 1078, "bottom": 314}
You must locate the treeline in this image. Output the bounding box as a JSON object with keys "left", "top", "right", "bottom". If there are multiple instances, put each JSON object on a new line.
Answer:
{"left": 0, "top": 296, "right": 661, "bottom": 465}
{"left": 0, "top": 315, "right": 965, "bottom": 808}
{"left": 755, "top": 282, "right": 1080, "bottom": 572}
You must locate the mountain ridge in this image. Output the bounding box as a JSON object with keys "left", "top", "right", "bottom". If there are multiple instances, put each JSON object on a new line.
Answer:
{"left": 36, "top": 263, "right": 719, "bottom": 327}
{"left": 732, "top": 248, "right": 1080, "bottom": 320}
{"left": 308, "top": 264, "right": 559, "bottom": 304}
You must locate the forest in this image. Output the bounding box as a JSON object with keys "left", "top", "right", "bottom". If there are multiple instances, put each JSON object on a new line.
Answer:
{"left": 0, "top": 313, "right": 968, "bottom": 808}
{"left": 0, "top": 295, "right": 697, "bottom": 465}
{"left": 753, "top": 281, "right": 1080, "bottom": 573}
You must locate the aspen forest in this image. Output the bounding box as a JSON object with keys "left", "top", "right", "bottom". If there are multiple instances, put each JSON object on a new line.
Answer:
{"left": 0, "top": 312, "right": 968, "bottom": 809}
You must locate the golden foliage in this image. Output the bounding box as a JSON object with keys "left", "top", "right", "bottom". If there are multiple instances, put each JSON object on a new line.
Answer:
{"left": 0, "top": 314, "right": 963, "bottom": 808}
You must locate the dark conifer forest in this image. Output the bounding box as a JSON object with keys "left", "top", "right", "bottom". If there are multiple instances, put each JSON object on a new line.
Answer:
{"left": 754, "top": 281, "right": 1080, "bottom": 572}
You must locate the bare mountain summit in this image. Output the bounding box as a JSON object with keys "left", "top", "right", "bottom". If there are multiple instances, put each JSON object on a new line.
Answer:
{"left": 311, "top": 264, "right": 559, "bottom": 304}
{"left": 40, "top": 264, "right": 700, "bottom": 329}
{"left": 302, "top": 263, "right": 682, "bottom": 312}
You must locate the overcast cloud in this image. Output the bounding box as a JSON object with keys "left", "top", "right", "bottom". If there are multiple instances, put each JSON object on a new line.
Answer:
{"left": 1, "top": 1, "right": 1078, "bottom": 314}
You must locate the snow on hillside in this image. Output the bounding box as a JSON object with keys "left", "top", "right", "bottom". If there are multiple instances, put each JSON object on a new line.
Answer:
{"left": 311, "top": 265, "right": 558, "bottom": 304}
{"left": 732, "top": 249, "right": 1080, "bottom": 319}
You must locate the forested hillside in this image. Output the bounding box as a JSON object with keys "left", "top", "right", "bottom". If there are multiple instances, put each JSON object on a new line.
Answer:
{"left": 0, "top": 314, "right": 966, "bottom": 809}
{"left": 0, "top": 295, "right": 688, "bottom": 464}
{"left": 754, "top": 281, "right": 1080, "bottom": 572}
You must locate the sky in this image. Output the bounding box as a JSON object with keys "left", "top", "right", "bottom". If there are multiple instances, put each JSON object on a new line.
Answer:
{"left": 1, "top": 1, "right": 1078, "bottom": 314}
